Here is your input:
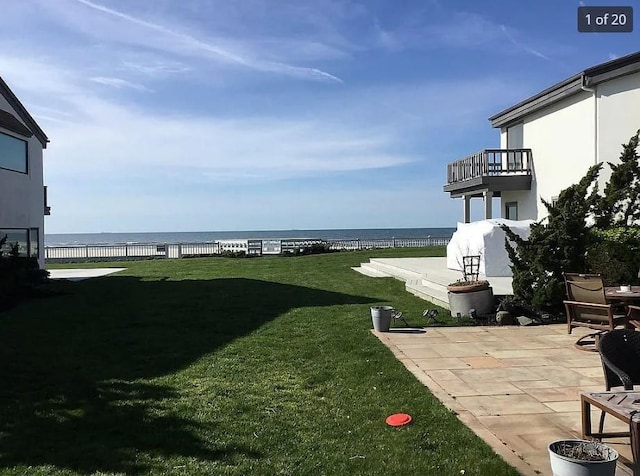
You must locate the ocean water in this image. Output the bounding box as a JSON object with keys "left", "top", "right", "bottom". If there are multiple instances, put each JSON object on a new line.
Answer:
{"left": 45, "top": 228, "right": 456, "bottom": 247}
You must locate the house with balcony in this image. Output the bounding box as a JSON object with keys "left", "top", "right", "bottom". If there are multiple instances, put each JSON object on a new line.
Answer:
{"left": 0, "top": 77, "right": 49, "bottom": 268}
{"left": 444, "top": 50, "right": 640, "bottom": 223}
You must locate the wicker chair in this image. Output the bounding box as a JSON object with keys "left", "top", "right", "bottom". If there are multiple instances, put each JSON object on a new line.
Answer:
{"left": 596, "top": 329, "right": 640, "bottom": 436}
{"left": 563, "top": 273, "right": 627, "bottom": 351}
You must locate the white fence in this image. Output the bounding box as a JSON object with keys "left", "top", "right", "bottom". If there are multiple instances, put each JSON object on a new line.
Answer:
{"left": 45, "top": 237, "right": 450, "bottom": 262}
{"left": 328, "top": 237, "right": 450, "bottom": 250}
{"left": 45, "top": 243, "right": 220, "bottom": 261}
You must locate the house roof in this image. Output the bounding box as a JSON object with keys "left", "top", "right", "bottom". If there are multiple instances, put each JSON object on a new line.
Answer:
{"left": 0, "top": 76, "right": 49, "bottom": 149}
{"left": 0, "top": 109, "right": 34, "bottom": 138}
{"left": 489, "top": 50, "right": 640, "bottom": 128}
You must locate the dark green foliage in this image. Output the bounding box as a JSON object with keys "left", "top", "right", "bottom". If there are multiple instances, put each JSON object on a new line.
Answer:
{"left": 594, "top": 130, "right": 640, "bottom": 228}
{"left": 502, "top": 164, "right": 602, "bottom": 313}
{"left": 502, "top": 130, "right": 640, "bottom": 313}
{"left": 586, "top": 227, "right": 640, "bottom": 285}
{"left": 0, "top": 256, "right": 50, "bottom": 311}
{"left": 280, "top": 243, "right": 336, "bottom": 256}
{"left": 219, "top": 250, "right": 248, "bottom": 258}
{"left": 0, "top": 233, "right": 51, "bottom": 311}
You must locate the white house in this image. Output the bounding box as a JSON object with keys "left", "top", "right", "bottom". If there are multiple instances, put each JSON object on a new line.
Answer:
{"left": 0, "top": 77, "right": 49, "bottom": 268}
{"left": 444, "top": 50, "right": 640, "bottom": 223}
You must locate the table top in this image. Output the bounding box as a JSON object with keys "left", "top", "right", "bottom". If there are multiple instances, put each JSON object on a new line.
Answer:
{"left": 582, "top": 391, "right": 640, "bottom": 419}
{"left": 605, "top": 286, "right": 640, "bottom": 299}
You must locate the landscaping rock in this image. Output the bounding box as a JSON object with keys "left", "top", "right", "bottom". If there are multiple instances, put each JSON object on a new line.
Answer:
{"left": 516, "top": 315, "right": 535, "bottom": 326}
{"left": 496, "top": 311, "right": 514, "bottom": 326}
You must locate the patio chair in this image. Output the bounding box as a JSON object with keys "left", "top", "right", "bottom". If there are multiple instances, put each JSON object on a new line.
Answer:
{"left": 596, "top": 329, "right": 640, "bottom": 436}
{"left": 627, "top": 305, "right": 640, "bottom": 330}
{"left": 563, "top": 273, "right": 627, "bottom": 351}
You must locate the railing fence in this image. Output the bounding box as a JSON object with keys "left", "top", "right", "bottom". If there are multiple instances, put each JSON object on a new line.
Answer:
{"left": 45, "top": 237, "right": 450, "bottom": 261}
{"left": 447, "top": 149, "right": 532, "bottom": 184}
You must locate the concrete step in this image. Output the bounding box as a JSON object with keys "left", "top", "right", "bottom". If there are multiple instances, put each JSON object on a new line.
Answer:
{"left": 406, "top": 280, "right": 450, "bottom": 309}
{"left": 351, "top": 265, "right": 392, "bottom": 278}
{"left": 421, "top": 278, "right": 449, "bottom": 294}
{"left": 364, "top": 259, "right": 424, "bottom": 281}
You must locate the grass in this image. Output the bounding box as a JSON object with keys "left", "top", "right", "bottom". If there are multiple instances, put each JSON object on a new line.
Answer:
{"left": 0, "top": 247, "right": 519, "bottom": 475}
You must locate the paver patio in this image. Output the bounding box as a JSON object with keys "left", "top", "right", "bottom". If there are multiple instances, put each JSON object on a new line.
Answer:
{"left": 374, "top": 324, "right": 636, "bottom": 475}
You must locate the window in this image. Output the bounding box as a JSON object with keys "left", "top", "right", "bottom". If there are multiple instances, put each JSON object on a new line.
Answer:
{"left": 0, "top": 229, "right": 29, "bottom": 256}
{"left": 551, "top": 196, "right": 559, "bottom": 207}
{"left": 505, "top": 202, "right": 518, "bottom": 220}
{"left": 29, "top": 228, "right": 39, "bottom": 258}
{"left": 0, "top": 131, "right": 28, "bottom": 173}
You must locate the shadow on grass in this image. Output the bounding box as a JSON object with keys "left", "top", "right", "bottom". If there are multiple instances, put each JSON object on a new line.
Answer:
{"left": 0, "top": 276, "right": 376, "bottom": 474}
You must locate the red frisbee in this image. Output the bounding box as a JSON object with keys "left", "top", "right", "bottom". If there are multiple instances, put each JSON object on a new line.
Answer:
{"left": 386, "top": 413, "right": 412, "bottom": 427}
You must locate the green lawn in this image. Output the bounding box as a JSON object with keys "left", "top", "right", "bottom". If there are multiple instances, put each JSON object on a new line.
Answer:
{"left": 0, "top": 248, "right": 519, "bottom": 475}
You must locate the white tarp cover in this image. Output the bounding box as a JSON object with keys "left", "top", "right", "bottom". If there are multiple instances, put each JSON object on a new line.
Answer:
{"left": 446, "top": 219, "right": 535, "bottom": 277}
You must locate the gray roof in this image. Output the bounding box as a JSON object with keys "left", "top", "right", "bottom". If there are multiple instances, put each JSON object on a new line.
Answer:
{"left": 489, "top": 50, "right": 640, "bottom": 128}
{"left": 0, "top": 76, "right": 49, "bottom": 148}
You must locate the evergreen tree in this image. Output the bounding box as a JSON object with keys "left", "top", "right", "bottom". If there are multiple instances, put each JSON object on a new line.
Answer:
{"left": 594, "top": 130, "right": 640, "bottom": 228}
{"left": 502, "top": 164, "right": 601, "bottom": 312}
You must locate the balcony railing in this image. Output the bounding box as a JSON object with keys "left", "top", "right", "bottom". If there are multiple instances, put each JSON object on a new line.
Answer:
{"left": 446, "top": 149, "right": 532, "bottom": 184}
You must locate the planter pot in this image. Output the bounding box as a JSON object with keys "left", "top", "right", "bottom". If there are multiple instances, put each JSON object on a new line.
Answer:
{"left": 371, "top": 306, "right": 393, "bottom": 332}
{"left": 447, "top": 281, "right": 490, "bottom": 293}
{"left": 448, "top": 287, "right": 494, "bottom": 317}
{"left": 548, "top": 440, "right": 618, "bottom": 476}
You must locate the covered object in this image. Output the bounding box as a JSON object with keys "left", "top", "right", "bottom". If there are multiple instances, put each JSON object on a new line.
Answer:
{"left": 446, "top": 219, "right": 534, "bottom": 277}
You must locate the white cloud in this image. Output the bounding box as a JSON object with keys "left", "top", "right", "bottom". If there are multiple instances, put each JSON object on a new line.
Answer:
{"left": 62, "top": 0, "right": 343, "bottom": 83}
{"left": 374, "top": 10, "right": 553, "bottom": 61}
{"left": 121, "top": 60, "right": 191, "bottom": 76}
{"left": 90, "top": 76, "right": 153, "bottom": 92}
{"left": 499, "top": 25, "right": 551, "bottom": 61}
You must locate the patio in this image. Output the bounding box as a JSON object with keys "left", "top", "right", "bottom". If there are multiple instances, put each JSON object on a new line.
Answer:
{"left": 374, "top": 324, "right": 636, "bottom": 475}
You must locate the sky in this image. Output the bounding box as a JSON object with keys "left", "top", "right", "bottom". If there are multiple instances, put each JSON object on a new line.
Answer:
{"left": 2, "top": 0, "right": 639, "bottom": 233}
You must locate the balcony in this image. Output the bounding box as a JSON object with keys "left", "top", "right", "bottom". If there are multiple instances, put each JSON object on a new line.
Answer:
{"left": 443, "top": 149, "right": 533, "bottom": 197}
{"left": 44, "top": 185, "right": 51, "bottom": 215}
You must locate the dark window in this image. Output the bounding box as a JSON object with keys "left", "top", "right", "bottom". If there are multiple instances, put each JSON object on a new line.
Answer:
{"left": 29, "top": 228, "right": 39, "bottom": 258}
{"left": 0, "top": 131, "right": 28, "bottom": 173}
{"left": 505, "top": 202, "right": 518, "bottom": 220}
{"left": 0, "top": 229, "right": 29, "bottom": 256}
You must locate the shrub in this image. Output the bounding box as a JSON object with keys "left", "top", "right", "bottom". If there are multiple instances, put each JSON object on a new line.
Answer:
{"left": 593, "top": 130, "right": 640, "bottom": 227}
{"left": 502, "top": 130, "right": 640, "bottom": 314}
{"left": 0, "top": 233, "right": 51, "bottom": 311}
{"left": 0, "top": 256, "right": 50, "bottom": 311}
{"left": 502, "top": 164, "right": 601, "bottom": 314}
{"left": 586, "top": 227, "right": 640, "bottom": 285}
{"left": 219, "top": 250, "right": 248, "bottom": 258}
{"left": 281, "top": 243, "right": 334, "bottom": 257}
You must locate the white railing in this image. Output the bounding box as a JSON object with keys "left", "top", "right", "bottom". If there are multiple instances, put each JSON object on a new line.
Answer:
{"left": 45, "top": 237, "right": 450, "bottom": 261}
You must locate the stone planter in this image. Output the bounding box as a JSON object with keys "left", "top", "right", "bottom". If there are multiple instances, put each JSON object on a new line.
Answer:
{"left": 548, "top": 439, "right": 618, "bottom": 476}
{"left": 370, "top": 306, "right": 393, "bottom": 332}
{"left": 447, "top": 281, "right": 490, "bottom": 293}
{"left": 447, "top": 285, "right": 494, "bottom": 317}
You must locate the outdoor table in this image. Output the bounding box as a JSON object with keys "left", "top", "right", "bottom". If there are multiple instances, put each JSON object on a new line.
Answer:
{"left": 605, "top": 286, "right": 640, "bottom": 305}
{"left": 605, "top": 286, "right": 640, "bottom": 329}
{"left": 581, "top": 391, "right": 640, "bottom": 474}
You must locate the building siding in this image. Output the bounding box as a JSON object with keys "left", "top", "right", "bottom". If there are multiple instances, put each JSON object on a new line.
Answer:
{"left": 501, "top": 90, "right": 595, "bottom": 221}
{"left": 0, "top": 93, "right": 45, "bottom": 267}
{"left": 597, "top": 71, "right": 640, "bottom": 186}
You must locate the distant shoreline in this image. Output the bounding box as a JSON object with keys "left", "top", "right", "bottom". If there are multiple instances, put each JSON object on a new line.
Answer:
{"left": 45, "top": 227, "right": 456, "bottom": 247}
